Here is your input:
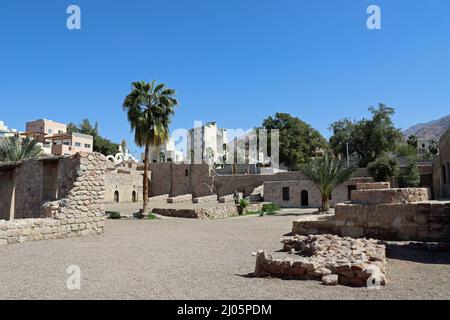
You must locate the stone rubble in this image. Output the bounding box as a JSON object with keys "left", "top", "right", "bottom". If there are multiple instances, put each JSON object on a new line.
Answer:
{"left": 254, "top": 234, "right": 387, "bottom": 287}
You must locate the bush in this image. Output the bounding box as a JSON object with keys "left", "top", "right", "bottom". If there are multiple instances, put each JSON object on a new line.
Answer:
{"left": 147, "top": 213, "right": 159, "bottom": 220}
{"left": 368, "top": 155, "right": 399, "bottom": 182}
{"left": 397, "top": 158, "right": 421, "bottom": 188}
{"left": 239, "top": 198, "right": 250, "bottom": 209}
{"left": 107, "top": 211, "right": 121, "bottom": 219}
{"left": 261, "top": 203, "right": 280, "bottom": 215}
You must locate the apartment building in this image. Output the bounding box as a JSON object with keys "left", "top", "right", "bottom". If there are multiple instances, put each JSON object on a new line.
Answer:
{"left": 24, "top": 119, "right": 93, "bottom": 156}
{"left": 187, "top": 122, "right": 227, "bottom": 164}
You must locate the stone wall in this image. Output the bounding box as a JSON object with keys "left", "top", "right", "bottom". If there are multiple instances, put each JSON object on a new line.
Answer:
{"left": 147, "top": 163, "right": 372, "bottom": 204}
{"left": 433, "top": 127, "right": 450, "bottom": 199}
{"left": 105, "top": 161, "right": 144, "bottom": 203}
{"left": 264, "top": 177, "right": 373, "bottom": 208}
{"left": 0, "top": 152, "right": 107, "bottom": 245}
{"left": 254, "top": 234, "right": 387, "bottom": 287}
{"left": 152, "top": 204, "right": 238, "bottom": 219}
{"left": 292, "top": 183, "right": 450, "bottom": 242}
{"left": 351, "top": 188, "right": 429, "bottom": 205}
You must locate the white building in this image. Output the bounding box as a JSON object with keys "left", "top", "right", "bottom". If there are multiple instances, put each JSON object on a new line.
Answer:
{"left": 187, "top": 122, "right": 228, "bottom": 164}
{"left": 0, "top": 121, "right": 19, "bottom": 139}
{"left": 143, "top": 139, "right": 184, "bottom": 163}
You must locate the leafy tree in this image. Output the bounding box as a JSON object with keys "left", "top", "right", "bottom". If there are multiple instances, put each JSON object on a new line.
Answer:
{"left": 301, "top": 154, "right": 355, "bottom": 213}
{"left": 0, "top": 137, "right": 43, "bottom": 163}
{"left": 397, "top": 157, "right": 421, "bottom": 188}
{"left": 395, "top": 144, "right": 417, "bottom": 157}
{"left": 123, "top": 80, "right": 178, "bottom": 213}
{"left": 428, "top": 140, "right": 439, "bottom": 157}
{"left": 367, "top": 155, "right": 399, "bottom": 182}
{"left": 261, "top": 113, "right": 327, "bottom": 170}
{"left": 407, "top": 135, "right": 418, "bottom": 149}
{"left": 67, "top": 119, "right": 119, "bottom": 156}
{"left": 329, "top": 104, "right": 403, "bottom": 167}
{"left": 329, "top": 118, "right": 355, "bottom": 158}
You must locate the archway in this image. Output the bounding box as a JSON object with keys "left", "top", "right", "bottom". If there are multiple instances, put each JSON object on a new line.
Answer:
{"left": 301, "top": 190, "right": 309, "bottom": 207}
{"left": 114, "top": 191, "right": 119, "bottom": 203}
{"left": 132, "top": 191, "right": 137, "bottom": 203}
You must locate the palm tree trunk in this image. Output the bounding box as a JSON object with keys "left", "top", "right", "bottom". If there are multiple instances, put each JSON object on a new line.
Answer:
{"left": 143, "top": 144, "right": 149, "bottom": 213}
{"left": 320, "top": 193, "right": 330, "bottom": 213}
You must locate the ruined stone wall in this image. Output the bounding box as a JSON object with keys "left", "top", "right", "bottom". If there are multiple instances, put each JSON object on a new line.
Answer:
{"left": 292, "top": 183, "right": 450, "bottom": 242}
{"left": 433, "top": 128, "right": 450, "bottom": 199}
{"left": 148, "top": 163, "right": 372, "bottom": 200}
{"left": 104, "top": 166, "right": 143, "bottom": 204}
{"left": 351, "top": 188, "right": 430, "bottom": 205}
{"left": 0, "top": 153, "right": 107, "bottom": 245}
{"left": 264, "top": 177, "right": 373, "bottom": 208}
{"left": 152, "top": 204, "right": 238, "bottom": 219}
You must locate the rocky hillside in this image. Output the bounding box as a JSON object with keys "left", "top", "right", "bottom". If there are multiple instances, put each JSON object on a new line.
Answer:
{"left": 404, "top": 115, "right": 450, "bottom": 141}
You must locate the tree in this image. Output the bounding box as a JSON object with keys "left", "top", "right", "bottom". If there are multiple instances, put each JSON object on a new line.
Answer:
{"left": 123, "top": 80, "right": 178, "bottom": 213}
{"left": 367, "top": 155, "right": 399, "bottom": 182}
{"left": 329, "top": 104, "right": 403, "bottom": 167}
{"left": 301, "top": 154, "right": 355, "bottom": 213}
{"left": 429, "top": 140, "right": 439, "bottom": 157}
{"left": 407, "top": 135, "right": 418, "bottom": 149}
{"left": 397, "top": 157, "right": 421, "bottom": 188}
{"left": 67, "top": 119, "right": 119, "bottom": 156}
{"left": 121, "top": 139, "right": 128, "bottom": 152}
{"left": 0, "top": 137, "right": 43, "bottom": 163}
{"left": 261, "top": 113, "right": 327, "bottom": 170}
{"left": 395, "top": 144, "right": 417, "bottom": 157}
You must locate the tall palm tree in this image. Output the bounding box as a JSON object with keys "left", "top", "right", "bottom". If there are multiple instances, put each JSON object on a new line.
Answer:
{"left": 123, "top": 80, "right": 178, "bottom": 213}
{"left": 301, "top": 154, "right": 355, "bottom": 213}
{"left": 0, "top": 137, "right": 43, "bottom": 163}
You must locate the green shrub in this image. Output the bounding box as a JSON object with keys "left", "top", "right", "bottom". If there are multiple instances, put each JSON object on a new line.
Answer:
{"left": 262, "top": 203, "right": 280, "bottom": 215}
{"left": 397, "top": 158, "right": 421, "bottom": 188}
{"left": 107, "top": 211, "right": 121, "bottom": 219}
{"left": 368, "top": 155, "right": 399, "bottom": 182}
{"left": 147, "top": 213, "right": 159, "bottom": 220}
{"left": 239, "top": 198, "right": 250, "bottom": 209}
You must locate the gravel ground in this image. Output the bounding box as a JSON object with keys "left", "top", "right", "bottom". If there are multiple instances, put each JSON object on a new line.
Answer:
{"left": 0, "top": 213, "right": 449, "bottom": 300}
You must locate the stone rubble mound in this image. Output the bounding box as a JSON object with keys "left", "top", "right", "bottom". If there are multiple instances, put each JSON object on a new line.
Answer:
{"left": 254, "top": 234, "right": 387, "bottom": 287}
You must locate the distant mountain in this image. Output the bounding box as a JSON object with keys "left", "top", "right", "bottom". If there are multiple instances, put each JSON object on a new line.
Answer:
{"left": 404, "top": 115, "right": 450, "bottom": 141}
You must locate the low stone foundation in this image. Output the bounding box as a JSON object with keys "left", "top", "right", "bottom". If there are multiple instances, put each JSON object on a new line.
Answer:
{"left": 351, "top": 188, "right": 430, "bottom": 205}
{"left": 0, "top": 217, "right": 105, "bottom": 245}
{"left": 293, "top": 183, "right": 449, "bottom": 242}
{"left": 167, "top": 194, "right": 193, "bottom": 203}
{"left": 292, "top": 201, "right": 450, "bottom": 242}
{"left": 153, "top": 204, "right": 239, "bottom": 219}
{"left": 218, "top": 194, "right": 235, "bottom": 203}
{"left": 149, "top": 194, "right": 169, "bottom": 202}
{"left": 254, "top": 234, "right": 387, "bottom": 287}
{"left": 193, "top": 195, "right": 218, "bottom": 203}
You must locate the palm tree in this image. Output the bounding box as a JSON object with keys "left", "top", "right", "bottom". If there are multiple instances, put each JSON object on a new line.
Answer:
{"left": 301, "top": 154, "right": 355, "bottom": 213}
{"left": 0, "top": 137, "right": 43, "bottom": 163}
{"left": 123, "top": 80, "right": 178, "bottom": 213}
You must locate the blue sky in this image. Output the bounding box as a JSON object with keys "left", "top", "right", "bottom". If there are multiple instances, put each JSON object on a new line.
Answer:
{"left": 1, "top": 0, "right": 449, "bottom": 155}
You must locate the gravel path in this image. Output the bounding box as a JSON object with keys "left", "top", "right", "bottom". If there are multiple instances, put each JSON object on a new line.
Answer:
{"left": 0, "top": 215, "right": 449, "bottom": 300}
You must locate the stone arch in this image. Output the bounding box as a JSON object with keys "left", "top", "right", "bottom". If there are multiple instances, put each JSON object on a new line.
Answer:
{"left": 132, "top": 191, "right": 137, "bottom": 203}
{"left": 114, "top": 190, "right": 119, "bottom": 203}
{"left": 301, "top": 190, "right": 309, "bottom": 207}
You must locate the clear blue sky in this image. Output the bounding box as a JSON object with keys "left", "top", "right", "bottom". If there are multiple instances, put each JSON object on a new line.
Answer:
{"left": 1, "top": 0, "right": 449, "bottom": 155}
